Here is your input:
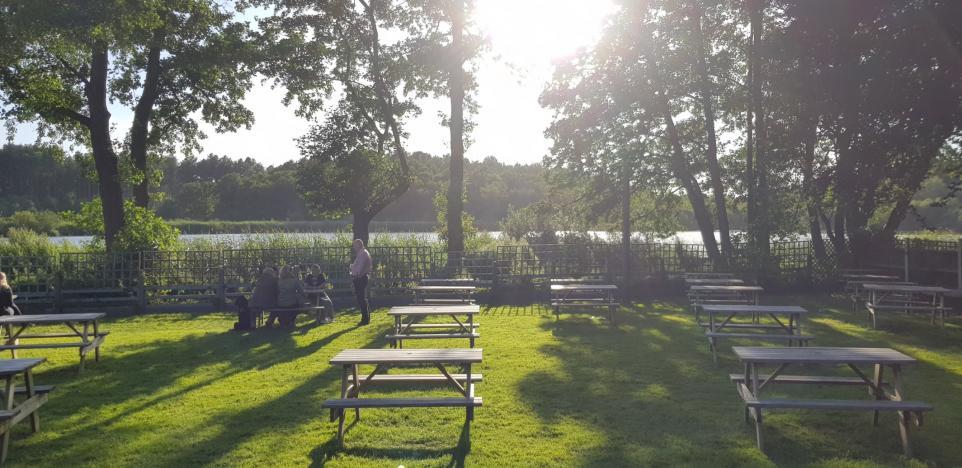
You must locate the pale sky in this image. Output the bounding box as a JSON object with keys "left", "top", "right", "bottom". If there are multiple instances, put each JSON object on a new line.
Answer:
{"left": 5, "top": 0, "right": 615, "bottom": 167}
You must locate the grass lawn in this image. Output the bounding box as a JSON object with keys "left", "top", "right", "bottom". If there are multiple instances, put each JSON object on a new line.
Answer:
{"left": 4, "top": 295, "right": 962, "bottom": 467}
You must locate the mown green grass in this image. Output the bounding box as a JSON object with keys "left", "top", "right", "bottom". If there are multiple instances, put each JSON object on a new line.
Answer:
{"left": 3, "top": 295, "right": 961, "bottom": 467}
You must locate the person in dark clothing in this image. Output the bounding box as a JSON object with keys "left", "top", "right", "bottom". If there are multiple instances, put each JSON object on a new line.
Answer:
{"left": 250, "top": 267, "right": 279, "bottom": 327}
{"left": 0, "top": 272, "right": 22, "bottom": 316}
{"left": 350, "top": 239, "right": 372, "bottom": 325}
{"left": 305, "top": 264, "right": 335, "bottom": 323}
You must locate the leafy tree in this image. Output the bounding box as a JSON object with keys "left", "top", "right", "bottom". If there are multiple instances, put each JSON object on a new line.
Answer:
{"left": 0, "top": 1, "right": 258, "bottom": 247}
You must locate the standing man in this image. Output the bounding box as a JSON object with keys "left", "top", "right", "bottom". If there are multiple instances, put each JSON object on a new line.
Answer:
{"left": 350, "top": 239, "right": 373, "bottom": 325}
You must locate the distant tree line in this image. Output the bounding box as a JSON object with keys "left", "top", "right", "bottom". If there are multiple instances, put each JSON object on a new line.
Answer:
{"left": 0, "top": 144, "right": 546, "bottom": 231}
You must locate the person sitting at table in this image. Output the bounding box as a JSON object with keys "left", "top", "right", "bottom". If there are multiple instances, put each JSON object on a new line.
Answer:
{"left": 305, "top": 264, "right": 335, "bottom": 324}
{"left": 0, "top": 272, "right": 21, "bottom": 316}
{"left": 274, "top": 265, "right": 306, "bottom": 328}
{"left": 250, "top": 267, "right": 279, "bottom": 328}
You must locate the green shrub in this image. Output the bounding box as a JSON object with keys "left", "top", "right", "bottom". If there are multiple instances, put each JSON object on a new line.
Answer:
{"left": 0, "top": 210, "right": 67, "bottom": 235}
{"left": 63, "top": 199, "right": 179, "bottom": 251}
{"left": 0, "top": 228, "right": 78, "bottom": 257}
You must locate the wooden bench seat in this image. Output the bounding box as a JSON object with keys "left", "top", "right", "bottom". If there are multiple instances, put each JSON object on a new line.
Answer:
{"left": 551, "top": 302, "right": 619, "bottom": 307}
{"left": 0, "top": 333, "right": 108, "bottom": 351}
{"left": 865, "top": 302, "right": 951, "bottom": 328}
{"left": 405, "top": 323, "right": 479, "bottom": 329}
{"left": 700, "top": 323, "right": 787, "bottom": 330}
{"left": 0, "top": 411, "right": 18, "bottom": 422}
{"left": 730, "top": 374, "right": 880, "bottom": 386}
{"left": 15, "top": 331, "right": 110, "bottom": 340}
{"left": 743, "top": 397, "right": 932, "bottom": 413}
{"left": 11, "top": 385, "right": 55, "bottom": 395}
{"left": 706, "top": 332, "right": 814, "bottom": 341}
{"left": 322, "top": 396, "right": 482, "bottom": 409}
{"left": 385, "top": 333, "right": 480, "bottom": 340}
{"left": 354, "top": 374, "right": 482, "bottom": 384}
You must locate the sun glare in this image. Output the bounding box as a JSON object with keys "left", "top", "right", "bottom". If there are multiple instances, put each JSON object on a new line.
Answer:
{"left": 475, "top": 0, "right": 616, "bottom": 67}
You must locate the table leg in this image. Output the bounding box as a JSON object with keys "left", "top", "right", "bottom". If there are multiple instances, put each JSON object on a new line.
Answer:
{"left": 890, "top": 365, "right": 912, "bottom": 458}
{"left": 352, "top": 364, "right": 361, "bottom": 421}
{"left": 872, "top": 364, "right": 884, "bottom": 426}
{"left": 0, "top": 376, "right": 13, "bottom": 463}
{"left": 465, "top": 363, "right": 474, "bottom": 421}
{"left": 708, "top": 311, "right": 717, "bottom": 363}
{"left": 337, "top": 365, "right": 348, "bottom": 445}
{"left": 4, "top": 325, "right": 14, "bottom": 359}
{"left": 469, "top": 314, "right": 475, "bottom": 348}
{"left": 93, "top": 320, "right": 101, "bottom": 362}
{"left": 24, "top": 370, "right": 38, "bottom": 432}
{"left": 751, "top": 363, "right": 764, "bottom": 451}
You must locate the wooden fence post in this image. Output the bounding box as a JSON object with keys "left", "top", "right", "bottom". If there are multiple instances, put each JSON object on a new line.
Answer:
{"left": 904, "top": 239, "right": 910, "bottom": 282}
{"left": 957, "top": 237, "right": 961, "bottom": 291}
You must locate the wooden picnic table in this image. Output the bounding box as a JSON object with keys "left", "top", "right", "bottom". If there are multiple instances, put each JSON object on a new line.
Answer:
{"left": 549, "top": 284, "right": 618, "bottom": 321}
{"left": 732, "top": 346, "right": 931, "bottom": 457}
{"left": 0, "top": 358, "right": 51, "bottom": 462}
{"left": 688, "top": 285, "right": 763, "bottom": 323}
{"left": 0, "top": 313, "right": 107, "bottom": 371}
{"left": 843, "top": 274, "right": 901, "bottom": 281}
{"left": 702, "top": 305, "right": 813, "bottom": 362}
{"left": 387, "top": 305, "right": 480, "bottom": 348}
{"left": 845, "top": 280, "right": 916, "bottom": 312}
{"left": 862, "top": 283, "right": 952, "bottom": 328}
{"left": 322, "top": 348, "right": 483, "bottom": 446}
{"left": 684, "top": 272, "right": 736, "bottom": 279}
{"left": 413, "top": 285, "right": 476, "bottom": 304}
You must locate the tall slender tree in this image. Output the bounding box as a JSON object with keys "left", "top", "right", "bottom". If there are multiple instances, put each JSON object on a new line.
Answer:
{"left": 445, "top": 0, "right": 467, "bottom": 255}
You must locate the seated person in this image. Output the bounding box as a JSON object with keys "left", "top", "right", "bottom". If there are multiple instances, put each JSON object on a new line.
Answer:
{"left": 275, "top": 266, "right": 305, "bottom": 328}
{"left": 304, "top": 264, "right": 335, "bottom": 323}
{"left": 250, "top": 268, "right": 279, "bottom": 327}
{"left": 0, "top": 272, "right": 21, "bottom": 316}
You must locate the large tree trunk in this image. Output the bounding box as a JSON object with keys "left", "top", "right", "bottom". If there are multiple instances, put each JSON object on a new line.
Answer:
{"left": 690, "top": 4, "right": 731, "bottom": 264}
{"left": 657, "top": 92, "right": 721, "bottom": 263}
{"left": 130, "top": 35, "right": 164, "bottom": 208}
{"left": 86, "top": 46, "right": 125, "bottom": 248}
{"left": 352, "top": 209, "right": 371, "bottom": 246}
{"left": 749, "top": 0, "right": 769, "bottom": 261}
{"left": 799, "top": 54, "right": 826, "bottom": 259}
{"left": 621, "top": 154, "right": 632, "bottom": 303}
{"left": 446, "top": 0, "right": 466, "bottom": 255}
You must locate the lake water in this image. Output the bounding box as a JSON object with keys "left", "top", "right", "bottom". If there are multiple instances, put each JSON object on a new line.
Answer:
{"left": 42, "top": 230, "right": 802, "bottom": 246}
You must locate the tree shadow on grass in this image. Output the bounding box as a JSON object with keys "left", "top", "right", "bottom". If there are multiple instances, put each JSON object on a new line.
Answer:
{"left": 516, "top": 298, "right": 962, "bottom": 466}
{"left": 7, "top": 314, "right": 372, "bottom": 466}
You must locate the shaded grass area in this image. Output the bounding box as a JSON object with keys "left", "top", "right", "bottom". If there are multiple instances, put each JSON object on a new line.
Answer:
{"left": 3, "top": 295, "right": 961, "bottom": 467}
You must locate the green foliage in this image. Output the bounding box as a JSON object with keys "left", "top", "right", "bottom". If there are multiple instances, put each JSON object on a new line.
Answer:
{"left": 0, "top": 211, "right": 67, "bottom": 236}
{"left": 64, "top": 199, "right": 179, "bottom": 251}
{"left": 0, "top": 228, "right": 78, "bottom": 257}
{"left": 433, "top": 190, "right": 490, "bottom": 251}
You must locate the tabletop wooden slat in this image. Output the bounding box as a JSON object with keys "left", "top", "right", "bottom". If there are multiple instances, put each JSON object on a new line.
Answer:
{"left": 685, "top": 278, "right": 745, "bottom": 285}
{"left": 701, "top": 305, "right": 808, "bottom": 314}
{"left": 0, "top": 358, "right": 46, "bottom": 376}
{"left": 689, "top": 285, "right": 764, "bottom": 292}
{"left": 0, "top": 313, "right": 106, "bottom": 324}
{"left": 412, "top": 286, "right": 477, "bottom": 291}
{"left": 549, "top": 284, "right": 618, "bottom": 291}
{"left": 861, "top": 283, "right": 951, "bottom": 294}
{"left": 733, "top": 346, "right": 916, "bottom": 364}
{"left": 842, "top": 274, "right": 901, "bottom": 281}
{"left": 330, "top": 348, "right": 483, "bottom": 365}
{"left": 388, "top": 305, "right": 480, "bottom": 316}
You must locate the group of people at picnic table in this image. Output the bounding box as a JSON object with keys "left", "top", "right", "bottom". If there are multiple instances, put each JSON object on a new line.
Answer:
{"left": 234, "top": 238, "right": 373, "bottom": 329}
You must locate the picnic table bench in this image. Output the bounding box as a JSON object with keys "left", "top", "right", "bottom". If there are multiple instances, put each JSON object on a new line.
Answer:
{"left": 549, "top": 284, "right": 618, "bottom": 321}
{"left": 321, "top": 348, "right": 483, "bottom": 446}
{"left": 732, "top": 346, "right": 931, "bottom": 457}
{"left": 387, "top": 305, "right": 480, "bottom": 348}
{"left": 688, "top": 285, "right": 763, "bottom": 324}
{"left": 0, "top": 313, "right": 108, "bottom": 371}
{"left": 702, "top": 305, "right": 814, "bottom": 362}
{"left": 413, "top": 285, "right": 476, "bottom": 304}
{"left": 684, "top": 272, "right": 736, "bottom": 279}
{"left": 862, "top": 283, "right": 952, "bottom": 328}
{"left": 0, "top": 358, "right": 52, "bottom": 462}
{"left": 685, "top": 278, "right": 746, "bottom": 286}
